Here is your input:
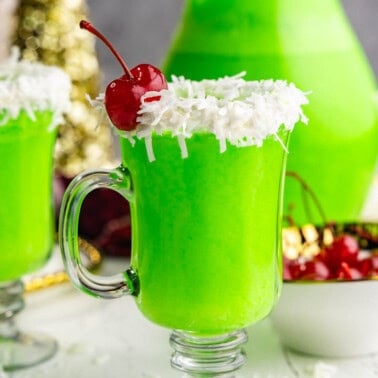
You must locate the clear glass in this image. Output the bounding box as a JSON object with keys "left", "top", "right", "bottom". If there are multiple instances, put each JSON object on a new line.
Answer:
{"left": 59, "top": 131, "right": 289, "bottom": 375}
{"left": 0, "top": 111, "right": 58, "bottom": 371}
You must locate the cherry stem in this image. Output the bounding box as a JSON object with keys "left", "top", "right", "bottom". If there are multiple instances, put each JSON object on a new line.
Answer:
{"left": 80, "top": 20, "right": 133, "bottom": 79}
{"left": 285, "top": 171, "right": 328, "bottom": 225}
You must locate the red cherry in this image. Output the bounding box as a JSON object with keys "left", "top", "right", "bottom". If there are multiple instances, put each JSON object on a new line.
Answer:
{"left": 323, "top": 234, "right": 359, "bottom": 273}
{"left": 356, "top": 257, "right": 373, "bottom": 277}
{"left": 371, "top": 253, "right": 378, "bottom": 275}
{"left": 283, "top": 231, "right": 378, "bottom": 281}
{"left": 298, "top": 258, "right": 331, "bottom": 280}
{"left": 283, "top": 256, "right": 300, "bottom": 280}
{"left": 80, "top": 20, "right": 167, "bottom": 131}
{"left": 337, "top": 262, "right": 363, "bottom": 280}
{"left": 283, "top": 256, "right": 330, "bottom": 281}
{"left": 105, "top": 64, "right": 167, "bottom": 130}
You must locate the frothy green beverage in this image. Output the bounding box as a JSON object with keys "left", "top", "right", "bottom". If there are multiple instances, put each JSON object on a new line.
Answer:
{"left": 0, "top": 112, "right": 56, "bottom": 281}
{"left": 121, "top": 132, "right": 287, "bottom": 334}
{"left": 0, "top": 51, "right": 71, "bottom": 282}
{"left": 114, "top": 75, "right": 308, "bottom": 334}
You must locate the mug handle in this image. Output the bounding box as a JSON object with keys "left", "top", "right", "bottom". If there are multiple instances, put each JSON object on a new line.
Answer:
{"left": 59, "top": 167, "right": 139, "bottom": 299}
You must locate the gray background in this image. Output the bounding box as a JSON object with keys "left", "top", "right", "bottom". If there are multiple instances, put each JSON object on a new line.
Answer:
{"left": 88, "top": 0, "right": 378, "bottom": 87}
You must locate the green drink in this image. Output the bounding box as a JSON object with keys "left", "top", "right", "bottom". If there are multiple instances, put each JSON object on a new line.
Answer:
{"left": 0, "top": 54, "right": 70, "bottom": 281}
{"left": 60, "top": 74, "right": 307, "bottom": 374}
{"left": 0, "top": 111, "right": 56, "bottom": 282}
{"left": 121, "top": 133, "right": 287, "bottom": 334}
{"left": 163, "top": 0, "right": 378, "bottom": 224}
{"left": 0, "top": 50, "right": 71, "bottom": 371}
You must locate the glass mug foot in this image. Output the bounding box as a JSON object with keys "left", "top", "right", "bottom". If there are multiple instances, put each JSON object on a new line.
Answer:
{"left": 0, "top": 329, "right": 57, "bottom": 372}
{"left": 0, "top": 281, "right": 57, "bottom": 371}
{"left": 170, "top": 329, "right": 248, "bottom": 376}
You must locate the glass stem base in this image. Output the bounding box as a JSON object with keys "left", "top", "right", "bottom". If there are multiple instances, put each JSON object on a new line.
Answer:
{"left": 0, "top": 280, "right": 57, "bottom": 371}
{"left": 170, "top": 329, "right": 248, "bottom": 376}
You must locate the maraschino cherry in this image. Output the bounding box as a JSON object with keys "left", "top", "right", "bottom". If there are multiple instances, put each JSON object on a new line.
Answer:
{"left": 80, "top": 20, "right": 168, "bottom": 131}
{"left": 283, "top": 232, "right": 378, "bottom": 281}
{"left": 321, "top": 234, "right": 359, "bottom": 274}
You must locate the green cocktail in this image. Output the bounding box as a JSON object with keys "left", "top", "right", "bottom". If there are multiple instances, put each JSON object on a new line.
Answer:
{"left": 0, "top": 111, "right": 56, "bottom": 282}
{"left": 60, "top": 74, "right": 307, "bottom": 375}
{"left": 121, "top": 133, "right": 286, "bottom": 334}
{"left": 0, "top": 50, "right": 71, "bottom": 371}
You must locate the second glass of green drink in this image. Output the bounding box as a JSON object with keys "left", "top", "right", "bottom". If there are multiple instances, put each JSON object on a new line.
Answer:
{"left": 0, "top": 50, "right": 71, "bottom": 371}
{"left": 59, "top": 75, "right": 308, "bottom": 375}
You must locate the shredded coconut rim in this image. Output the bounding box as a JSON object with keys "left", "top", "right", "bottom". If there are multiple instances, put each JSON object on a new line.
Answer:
{"left": 92, "top": 73, "right": 309, "bottom": 161}
{"left": 0, "top": 47, "right": 71, "bottom": 129}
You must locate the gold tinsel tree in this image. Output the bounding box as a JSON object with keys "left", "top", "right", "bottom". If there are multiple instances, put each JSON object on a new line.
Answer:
{"left": 12, "top": 0, "right": 115, "bottom": 176}
{"left": 0, "top": 0, "right": 18, "bottom": 62}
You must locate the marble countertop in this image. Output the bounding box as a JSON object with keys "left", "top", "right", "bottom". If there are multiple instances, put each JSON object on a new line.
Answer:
{"left": 3, "top": 252, "right": 376, "bottom": 378}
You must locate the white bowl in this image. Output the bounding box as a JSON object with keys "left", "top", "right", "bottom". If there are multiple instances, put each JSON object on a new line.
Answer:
{"left": 270, "top": 278, "right": 378, "bottom": 357}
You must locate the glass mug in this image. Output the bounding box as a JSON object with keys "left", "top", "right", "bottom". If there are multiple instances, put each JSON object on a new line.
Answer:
{"left": 59, "top": 131, "right": 289, "bottom": 375}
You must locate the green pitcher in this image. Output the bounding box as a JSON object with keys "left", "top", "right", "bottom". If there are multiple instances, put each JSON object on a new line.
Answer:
{"left": 163, "top": 0, "right": 378, "bottom": 225}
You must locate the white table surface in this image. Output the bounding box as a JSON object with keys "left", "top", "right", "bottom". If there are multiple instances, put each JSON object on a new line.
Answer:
{"left": 3, "top": 177, "right": 378, "bottom": 378}
{"left": 7, "top": 266, "right": 378, "bottom": 378}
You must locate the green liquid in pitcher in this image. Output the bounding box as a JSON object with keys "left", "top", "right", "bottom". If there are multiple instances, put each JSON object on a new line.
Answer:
{"left": 0, "top": 111, "right": 56, "bottom": 282}
{"left": 164, "top": 52, "right": 377, "bottom": 223}
{"left": 121, "top": 133, "right": 286, "bottom": 334}
{"left": 163, "top": 0, "right": 378, "bottom": 224}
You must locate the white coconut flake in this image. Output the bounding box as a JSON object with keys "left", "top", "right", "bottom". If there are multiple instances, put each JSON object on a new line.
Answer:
{"left": 177, "top": 134, "right": 188, "bottom": 158}
{"left": 95, "top": 73, "right": 308, "bottom": 161}
{"left": 0, "top": 47, "right": 71, "bottom": 128}
{"left": 144, "top": 135, "right": 156, "bottom": 162}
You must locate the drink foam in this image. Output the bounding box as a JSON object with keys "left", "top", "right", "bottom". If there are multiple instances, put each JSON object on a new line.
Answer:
{"left": 0, "top": 47, "right": 71, "bottom": 129}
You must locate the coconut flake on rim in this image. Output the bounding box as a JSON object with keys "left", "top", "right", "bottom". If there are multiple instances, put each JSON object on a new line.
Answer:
{"left": 128, "top": 73, "right": 308, "bottom": 160}
{"left": 104, "top": 73, "right": 308, "bottom": 161}
{"left": 0, "top": 47, "right": 71, "bottom": 129}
